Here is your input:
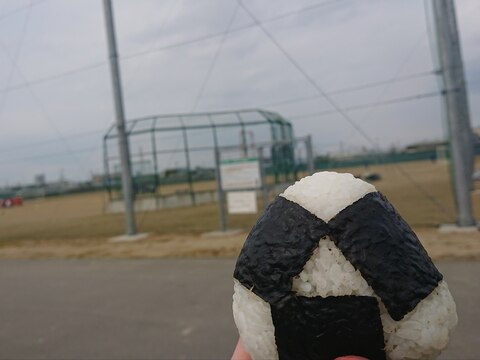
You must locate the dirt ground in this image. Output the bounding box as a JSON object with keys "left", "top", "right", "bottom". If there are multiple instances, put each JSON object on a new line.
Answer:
{"left": 0, "top": 227, "right": 479, "bottom": 261}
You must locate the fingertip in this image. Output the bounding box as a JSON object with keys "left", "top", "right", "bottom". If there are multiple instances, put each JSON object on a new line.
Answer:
{"left": 231, "top": 339, "right": 252, "bottom": 360}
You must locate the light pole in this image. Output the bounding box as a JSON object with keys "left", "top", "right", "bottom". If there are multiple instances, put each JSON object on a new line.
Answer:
{"left": 103, "top": 0, "right": 137, "bottom": 235}
{"left": 431, "top": 0, "right": 476, "bottom": 227}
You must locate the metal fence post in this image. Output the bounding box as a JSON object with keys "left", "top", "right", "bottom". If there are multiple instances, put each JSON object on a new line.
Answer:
{"left": 306, "top": 135, "right": 315, "bottom": 174}
{"left": 151, "top": 130, "right": 160, "bottom": 195}
{"left": 258, "top": 146, "right": 269, "bottom": 210}
{"left": 182, "top": 126, "right": 196, "bottom": 206}
{"left": 214, "top": 147, "right": 227, "bottom": 232}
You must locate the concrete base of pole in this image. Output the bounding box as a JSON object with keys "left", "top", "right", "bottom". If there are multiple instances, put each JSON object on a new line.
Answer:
{"left": 438, "top": 224, "right": 478, "bottom": 233}
{"left": 201, "top": 229, "right": 244, "bottom": 238}
{"left": 109, "top": 233, "right": 149, "bottom": 243}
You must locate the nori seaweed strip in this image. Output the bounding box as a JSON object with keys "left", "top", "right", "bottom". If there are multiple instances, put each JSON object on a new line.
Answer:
{"left": 329, "top": 191, "right": 443, "bottom": 321}
{"left": 271, "top": 295, "right": 386, "bottom": 360}
{"left": 234, "top": 196, "right": 328, "bottom": 304}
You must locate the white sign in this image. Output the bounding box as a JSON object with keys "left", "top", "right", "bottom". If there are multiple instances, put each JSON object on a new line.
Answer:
{"left": 227, "top": 191, "right": 257, "bottom": 214}
{"left": 220, "top": 158, "right": 261, "bottom": 190}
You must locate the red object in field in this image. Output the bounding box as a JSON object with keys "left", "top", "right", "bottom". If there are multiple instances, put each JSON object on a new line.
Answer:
{"left": 0, "top": 197, "right": 23, "bottom": 208}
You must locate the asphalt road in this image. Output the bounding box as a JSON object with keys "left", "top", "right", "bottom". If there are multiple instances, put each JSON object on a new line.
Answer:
{"left": 0, "top": 259, "right": 477, "bottom": 360}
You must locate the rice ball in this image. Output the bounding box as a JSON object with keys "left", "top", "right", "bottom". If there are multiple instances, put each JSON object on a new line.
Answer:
{"left": 233, "top": 171, "right": 457, "bottom": 360}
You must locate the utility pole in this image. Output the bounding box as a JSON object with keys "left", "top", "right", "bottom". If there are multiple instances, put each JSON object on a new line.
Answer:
{"left": 431, "top": 0, "right": 476, "bottom": 227}
{"left": 103, "top": 0, "right": 137, "bottom": 235}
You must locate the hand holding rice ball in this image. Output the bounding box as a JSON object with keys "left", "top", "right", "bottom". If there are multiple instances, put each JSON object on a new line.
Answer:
{"left": 232, "top": 171, "right": 457, "bottom": 360}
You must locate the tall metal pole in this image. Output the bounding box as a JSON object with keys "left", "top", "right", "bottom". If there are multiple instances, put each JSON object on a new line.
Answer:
{"left": 305, "top": 135, "right": 315, "bottom": 175}
{"left": 431, "top": 0, "right": 475, "bottom": 227}
{"left": 103, "top": 0, "right": 137, "bottom": 235}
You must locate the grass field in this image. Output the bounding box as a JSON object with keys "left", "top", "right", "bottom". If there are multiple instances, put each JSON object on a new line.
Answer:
{"left": 1, "top": 158, "right": 480, "bottom": 259}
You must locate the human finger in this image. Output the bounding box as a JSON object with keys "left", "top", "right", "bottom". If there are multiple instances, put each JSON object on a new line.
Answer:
{"left": 231, "top": 338, "right": 252, "bottom": 360}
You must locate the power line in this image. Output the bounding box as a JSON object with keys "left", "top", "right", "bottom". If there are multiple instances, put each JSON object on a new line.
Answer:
{"left": 2, "top": 89, "right": 440, "bottom": 154}
{"left": 190, "top": 3, "right": 239, "bottom": 112}
{"left": 0, "top": 61, "right": 106, "bottom": 94}
{"left": 1, "top": 89, "right": 442, "bottom": 157}
{"left": 120, "top": 0, "right": 347, "bottom": 60}
{"left": 0, "top": 0, "right": 45, "bottom": 22}
{"left": 348, "top": 33, "right": 454, "bottom": 219}
{"left": 0, "top": 40, "right": 88, "bottom": 174}
{"left": 2, "top": 0, "right": 455, "bottom": 109}
{"left": 259, "top": 70, "right": 436, "bottom": 108}
{"left": 0, "top": 1, "right": 346, "bottom": 94}
{"left": 337, "top": 34, "right": 426, "bottom": 144}
{"left": 0, "top": 0, "right": 33, "bottom": 117}
{"left": 0, "top": 130, "right": 192, "bottom": 164}
{"left": 331, "top": 70, "right": 437, "bottom": 95}
{"left": 238, "top": 0, "right": 453, "bottom": 218}
{"left": 237, "top": 0, "right": 377, "bottom": 146}
{"left": 287, "top": 90, "right": 443, "bottom": 121}
{"left": 0, "top": 0, "right": 469, "bottom": 112}
{"left": 122, "top": 0, "right": 183, "bottom": 91}
{"left": 288, "top": 87, "right": 453, "bottom": 218}
{"left": 356, "top": 36, "right": 426, "bottom": 124}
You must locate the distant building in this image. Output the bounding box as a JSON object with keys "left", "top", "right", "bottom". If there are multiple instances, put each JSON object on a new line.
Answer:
{"left": 403, "top": 140, "right": 447, "bottom": 154}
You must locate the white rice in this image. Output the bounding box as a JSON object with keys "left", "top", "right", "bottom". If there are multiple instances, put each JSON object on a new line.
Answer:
{"left": 233, "top": 172, "right": 457, "bottom": 360}
{"left": 281, "top": 171, "right": 375, "bottom": 222}
{"left": 233, "top": 280, "right": 278, "bottom": 360}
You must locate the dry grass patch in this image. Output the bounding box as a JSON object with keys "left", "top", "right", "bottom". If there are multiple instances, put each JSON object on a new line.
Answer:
{"left": 1, "top": 158, "right": 480, "bottom": 260}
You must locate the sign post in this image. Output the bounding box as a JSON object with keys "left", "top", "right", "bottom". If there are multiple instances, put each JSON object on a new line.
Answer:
{"left": 215, "top": 157, "right": 262, "bottom": 232}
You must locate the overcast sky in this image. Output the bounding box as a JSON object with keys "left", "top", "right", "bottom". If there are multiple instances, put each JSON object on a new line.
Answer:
{"left": 0, "top": 0, "right": 479, "bottom": 185}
